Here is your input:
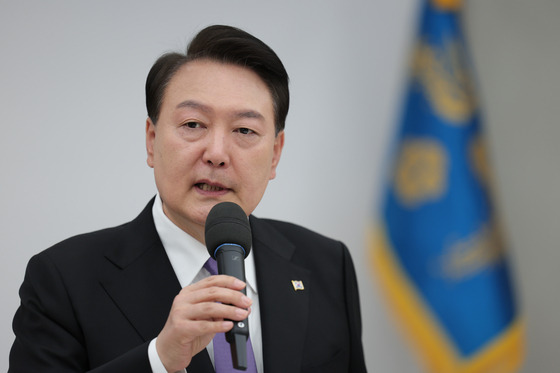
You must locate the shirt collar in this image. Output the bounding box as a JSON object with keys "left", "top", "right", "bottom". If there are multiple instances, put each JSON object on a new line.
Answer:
{"left": 152, "top": 194, "right": 257, "bottom": 294}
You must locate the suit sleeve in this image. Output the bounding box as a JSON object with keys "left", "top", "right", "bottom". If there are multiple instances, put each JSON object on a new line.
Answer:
{"left": 9, "top": 254, "right": 153, "bottom": 373}
{"left": 342, "top": 244, "right": 368, "bottom": 373}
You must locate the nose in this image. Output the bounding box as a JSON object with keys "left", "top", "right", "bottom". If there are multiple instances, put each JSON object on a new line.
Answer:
{"left": 202, "top": 131, "right": 230, "bottom": 167}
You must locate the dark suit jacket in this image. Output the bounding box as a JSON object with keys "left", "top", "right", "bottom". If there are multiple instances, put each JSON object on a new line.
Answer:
{"left": 9, "top": 200, "right": 367, "bottom": 373}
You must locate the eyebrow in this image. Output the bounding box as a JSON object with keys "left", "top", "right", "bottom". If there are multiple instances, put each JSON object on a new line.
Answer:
{"left": 234, "top": 110, "right": 265, "bottom": 121}
{"left": 176, "top": 100, "right": 265, "bottom": 121}
{"left": 176, "top": 100, "right": 212, "bottom": 113}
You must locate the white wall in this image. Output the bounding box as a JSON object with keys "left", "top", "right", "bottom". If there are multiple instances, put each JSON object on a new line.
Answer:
{"left": 1, "top": 1, "right": 559, "bottom": 371}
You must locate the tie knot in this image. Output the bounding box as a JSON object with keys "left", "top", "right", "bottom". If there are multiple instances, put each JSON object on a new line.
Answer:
{"left": 204, "top": 257, "right": 218, "bottom": 275}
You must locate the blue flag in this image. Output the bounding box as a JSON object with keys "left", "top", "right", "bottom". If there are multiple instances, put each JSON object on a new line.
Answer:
{"left": 369, "top": 1, "right": 524, "bottom": 372}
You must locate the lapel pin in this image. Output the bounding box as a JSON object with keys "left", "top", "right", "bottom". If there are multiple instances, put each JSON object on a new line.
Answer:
{"left": 291, "top": 280, "right": 304, "bottom": 291}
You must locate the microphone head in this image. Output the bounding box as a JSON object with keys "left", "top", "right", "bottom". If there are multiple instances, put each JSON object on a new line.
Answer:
{"left": 204, "top": 202, "right": 252, "bottom": 259}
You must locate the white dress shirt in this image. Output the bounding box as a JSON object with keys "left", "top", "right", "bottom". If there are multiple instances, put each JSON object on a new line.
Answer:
{"left": 148, "top": 195, "right": 262, "bottom": 373}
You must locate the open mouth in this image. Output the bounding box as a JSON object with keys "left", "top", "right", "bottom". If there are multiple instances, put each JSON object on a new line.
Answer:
{"left": 196, "top": 183, "right": 226, "bottom": 192}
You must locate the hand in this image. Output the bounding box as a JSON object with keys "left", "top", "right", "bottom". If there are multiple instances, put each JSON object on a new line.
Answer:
{"left": 155, "top": 275, "right": 252, "bottom": 372}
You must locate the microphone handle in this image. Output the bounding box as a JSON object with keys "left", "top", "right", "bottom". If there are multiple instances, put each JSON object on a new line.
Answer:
{"left": 215, "top": 245, "right": 249, "bottom": 370}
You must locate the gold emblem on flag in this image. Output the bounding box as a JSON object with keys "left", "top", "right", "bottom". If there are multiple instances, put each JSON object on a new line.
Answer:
{"left": 412, "top": 39, "right": 477, "bottom": 124}
{"left": 440, "top": 223, "right": 505, "bottom": 280}
{"left": 291, "top": 280, "right": 304, "bottom": 291}
{"left": 469, "top": 135, "right": 492, "bottom": 189}
{"left": 394, "top": 138, "right": 447, "bottom": 207}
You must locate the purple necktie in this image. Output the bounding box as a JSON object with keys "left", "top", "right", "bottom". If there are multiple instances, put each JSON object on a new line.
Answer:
{"left": 203, "top": 258, "right": 258, "bottom": 373}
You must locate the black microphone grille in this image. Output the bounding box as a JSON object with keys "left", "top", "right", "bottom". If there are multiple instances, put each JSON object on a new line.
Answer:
{"left": 204, "top": 202, "right": 252, "bottom": 259}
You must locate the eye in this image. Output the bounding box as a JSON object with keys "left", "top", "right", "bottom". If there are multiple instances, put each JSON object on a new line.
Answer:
{"left": 184, "top": 121, "right": 201, "bottom": 129}
{"left": 236, "top": 127, "right": 255, "bottom": 135}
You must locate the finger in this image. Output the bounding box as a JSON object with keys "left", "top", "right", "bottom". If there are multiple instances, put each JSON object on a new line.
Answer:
{"left": 171, "top": 318, "right": 235, "bottom": 336}
{"left": 189, "top": 274, "right": 247, "bottom": 291}
{"left": 173, "top": 300, "right": 251, "bottom": 323}
{"left": 178, "top": 284, "right": 252, "bottom": 309}
{"left": 193, "top": 287, "right": 252, "bottom": 307}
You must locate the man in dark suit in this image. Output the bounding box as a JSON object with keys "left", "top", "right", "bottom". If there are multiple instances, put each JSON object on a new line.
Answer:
{"left": 9, "top": 25, "right": 367, "bottom": 373}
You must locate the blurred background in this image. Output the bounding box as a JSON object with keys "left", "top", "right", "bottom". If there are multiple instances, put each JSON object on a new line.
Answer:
{"left": 1, "top": 0, "right": 559, "bottom": 371}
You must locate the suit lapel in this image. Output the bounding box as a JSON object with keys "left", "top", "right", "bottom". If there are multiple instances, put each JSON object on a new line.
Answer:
{"left": 99, "top": 199, "right": 214, "bottom": 373}
{"left": 250, "top": 216, "right": 310, "bottom": 373}
{"left": 100, "top": 200, "right": 180, "bottom": 341}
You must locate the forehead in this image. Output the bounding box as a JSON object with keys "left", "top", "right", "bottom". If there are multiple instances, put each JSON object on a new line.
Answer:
{"left": 161, "top": 60, "right": 274, "bottom": 119}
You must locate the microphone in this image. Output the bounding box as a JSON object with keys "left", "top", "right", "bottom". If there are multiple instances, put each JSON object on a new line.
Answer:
{"left": 204, "top": 201, "right": 252, "bottom": 370}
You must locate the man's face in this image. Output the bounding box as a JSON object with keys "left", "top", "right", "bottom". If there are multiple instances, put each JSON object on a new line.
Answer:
{"left": 146, "top": 59, "right": 284, "bottom": 243}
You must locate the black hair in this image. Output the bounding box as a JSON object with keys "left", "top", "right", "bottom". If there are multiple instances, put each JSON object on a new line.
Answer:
{"left": 145, "top": 25, "right": 289, "bottom": 134}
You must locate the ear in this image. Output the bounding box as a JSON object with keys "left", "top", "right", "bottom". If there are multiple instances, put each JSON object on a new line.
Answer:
{"left": 146, "top": 118, "right": 156, "bottom": 168}
{"left": 269, "top": 130, "right": 285, "bottom": 180}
